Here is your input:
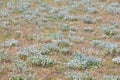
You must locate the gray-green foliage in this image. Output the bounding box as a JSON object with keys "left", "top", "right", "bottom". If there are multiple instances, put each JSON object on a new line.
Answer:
{"left": 17, "top": 45, "right": 40, "bottom": 58}
{"left": 48, "top": 32, "right": 64, "bottom": 40}
{"left": 112, "top": 56, "right": 120, "bottom": 64}
{"left": 0, "top": 50, "right": 11, "bottom": 62}
{"left": 103, "top": 75, "right": 120, "bottom": 80}
{"left": 57, "top": 39, "right": 70, "bottom": 48}
{"left": 82, "top": 16, "right": 95, "bottom": 24}
{"left": 13, "top": 60, "right": 30, "bottom": 72}
{"left": 107, "top": 2, "right": 120, "bottom": 14}
{"left": 7, "top": 0, "right": 31, "bottom": 12}
{"left": 0, "top": 9, "right": 10, "bottom": 17}
{"left": 40, "top": 43, "right": 59, "bottom": 55}
{"left": 0, "top": 39, "right": 20, "bottom": 47}
{"left": 102, "top": 25, "right": 119, "bottom": 37}
{"left": 66, "top": 52, "right": 101, "bottom": 69}
{"left": 87, "top": 6, "right": 98, "bottom": 13}
{"left": 28, "top": 55, "right": 54, "bottom": 67}
{"left": 83, "top": 26, "right": 94, "bottom": 32}
{"left": 9, "top": 73, "right": 36, "bottom": 80}
{"left": 91, "top": 40, "right": 119, "bottom": 54}
{"left": 60, "top": 24, "right": 70, "bottom": 31}
{"left": 59, "top": 47, "right": 71, "bottom": 54}
{"left": 65, "top": 71, "right": 93, "bottom": 80}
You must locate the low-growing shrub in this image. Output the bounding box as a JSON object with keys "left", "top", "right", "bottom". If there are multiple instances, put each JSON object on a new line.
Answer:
{"left": 17, "top": 45, "right": 40, "bottom": 58}
{"left": 112, "top": 56, "right": 120, "bottom": 64}
{"left": 27, "top": 55, "right": 54, "bottom": 67}
{"left": 13, "top": 60, "right": 30, "bottom": 72}
{"left": 48, "top": 32, "right": 64, "bottom": 40}
{"left": 107, "top": 2, "right": 120, "bottom": 14}
{"left": 56, "top": 39, "right": 70, "bottom": 48}
{"left": 9, "top": 73, "right": 36, "bottom": 80}
{"left": 82, "top": 16, "right": 95, "bottom": 24}
{"left": 0, "top": 39, "right": 20, "bottom": 47}
{"left": 103, "top": 75, "right": 120, "bottom": 80}
{"left": 91, "top": 40, "right": 119, "bottom": 55}
{"left": 0, "top": 50, "right": 11, "bottom": 62}
{"left": 0, "top": 9, "right": 10, "bottom": 17}
{"left": 69, "top": 35, "right": 84, "bottom": 43}
{"left": 59, "top": 47, "right": 71, "bottom": 54}
{"left": 42, "top": 43, "right": 59, "bottom": 53}
{"left": 102, "top": 25, "right": 119, "bottom": 37}
{"left": 60, "top": 24, "right": 70, "bottom": 31}
{"left": 87, "top": 7, "right": 98, "bottom": 13}
{"left": 83, "top": 26, "right": 94, "bottom": 32}
{"left": 66, "top": 52, "right": 101, "bottom": 69}
{"left": 65, "top": 71, "right": 93, "bottom": 80}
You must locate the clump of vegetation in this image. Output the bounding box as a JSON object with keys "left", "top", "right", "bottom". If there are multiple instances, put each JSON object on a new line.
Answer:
{"left": 59, "top": 47, "right": 71, "bottom": 54}
{"left": 7, "top": 0, "right": 31, "bottom": 12}
{"left": 66, "top": 52, "right": 101, "bottom": 69}
{"left": 0, "top": 9, "right": 10, "bottom": 17}
{"left": 49, "top": 11, "right": 67, "bottom": 21}
{"left": 63, "top": 15, "right": 79, "bottom": 21}
{"left": 103, "top": 75, "right": 120, "bottom": 80}
{"left": 112, "top": 56, "right": 120, "bottom": 64}
{"left": 48, "top": 32, "right": 64, "bottom": 40}
{"left": 87, "top": 7, "right": 98, "bottom": 13}
{"left": 57, "top": 39, "right": 70, "bottom": 48}
{"left": 13, "top": 60, "right": 31, "bottom": 73}
{"left": 27, "top": 55, "right": 54, "bottom": 67}
{"left": 83, "top": 26, "right": 94, "bottom": 32}
{"left": 0, "top": 39, "right": 20, "bottom": 47}
{"left": 107, "top": 2, "right": 120, "bottom": 14}
{"left": 69, "top": 36, "right": 84, "bottom": 43}
{"left": 65, "top": 71, "right": 93, "bottom": 80}
{"left": 91, "top": 40, "right": 119, "bottom": 55}
{"left": 102, "top": 25, "right": 119, "bottom": 37}
{"left": 0, "top": 50, "right": 11, "bottom": 62}
{"left": 40, "top": 43, "right": 59, "bottom": 54}
{"left": 17, "top": 45, "right": 40, "bottom": 58}
{"left": 9, "top": 73, "right": 36, "bottom": 80}
{"left": 60, "top": 24, "right": 70, "bottom": 31}
{"left": 82, "top": 15, "right": 95, "bottom": 24}
{"left": 39, "top": 46, "right": 51, "bottom": 55}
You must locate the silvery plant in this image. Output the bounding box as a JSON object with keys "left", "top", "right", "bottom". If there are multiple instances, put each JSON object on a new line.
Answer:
{"left": 0, "top": 49, "right": 11, "bottom": 62}
{"left": 66, "top": 52, "right": 101, "bottom": 69}
{"left": 65, "top": 71, "right": 93, "bottom": 80}
{"left": 103, "top": 75, "right": 120, "bottom": 80}
{"left": 87, "top": 6, "right": 98, "bottom": 13}
{"left": 102, "top": 25, "right": 119, "bottom": 37}
{"left": 0, "top": 21, "right": 10, "bottom": 30}
{"left": 83, "top": 26, "right": 94, "bottom": 32}
{"left": 7, "top": 0, "right": 31, "bottom": 12}
{"left": 35, "top": 0, "right": 42, "bottom": 3}
{"left": 0, "top": 9, "right": 10, "bottom": 17}
{"left": 0, "top": 39, "right": 20, "bottom": 47}
{"left": 28, "top": 55, "right": 54, "bottom": 67}
{"left": 91, "top": 40, "right": 119, "bottom": 54}
{"left": 82, "top": 15, "right": 95, "bottom": 24}
{"left": 13, "top": 60, "right": 30, "bottom": 73}
{"left": 55, "top": 0, "right": 61, "bottom": 3}
{"left": 17, "top": 45, "right": 40, "bottom": 57}
{"left": 112, "top": 56, "right": 120, "bottom": 64}
{"left": 9, "top": 72, "right": 36, "bottom": 80}
{"left": 107, "top": 2, "right": 120, "bottom": 14}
